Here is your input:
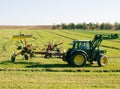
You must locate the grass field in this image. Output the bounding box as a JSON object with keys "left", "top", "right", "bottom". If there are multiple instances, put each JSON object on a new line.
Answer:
{"left": 0, "top": 29, "right": 120, "bottom": 89}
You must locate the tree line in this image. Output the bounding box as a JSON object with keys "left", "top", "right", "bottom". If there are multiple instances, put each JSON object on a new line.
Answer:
{"left": 52, "top": 22, "right": 120, "bottom": 30}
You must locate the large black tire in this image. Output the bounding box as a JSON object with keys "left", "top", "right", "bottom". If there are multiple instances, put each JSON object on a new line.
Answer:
{"left": 24, "top": 54, "right": 29, "bottom": 60}
{"left": 62, "top": 53, "right": 71, "bottom": 65}
{"left": 11, "top": 55, "right": 16, "bottom": 62}
{"left": 70, "top": 52, "right": 87, "bottom": 67}
{"left": 97, "top": 55, "right": 108, "bottom": 66}
{"left": 66, "top": 59, "right": 71, "bottom": 65}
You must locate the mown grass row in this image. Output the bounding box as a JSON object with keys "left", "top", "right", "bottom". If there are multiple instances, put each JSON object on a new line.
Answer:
{"left": 0, "top": 56, "right": 120, "bottom": 72}
{"left": 0, "top": 71, "right": 120, "bottom": 89}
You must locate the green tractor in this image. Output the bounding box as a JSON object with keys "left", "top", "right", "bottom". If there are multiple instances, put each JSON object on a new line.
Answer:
{"left": 62, "top": 34, "right": 119, "bottom": 67}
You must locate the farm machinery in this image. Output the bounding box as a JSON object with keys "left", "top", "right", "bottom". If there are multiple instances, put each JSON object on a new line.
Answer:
{"left": 62, "top": 34, "right": 119, "bottom": 67}
{"left": 11, "top": 33, "right": 64, "bottom": 62}
{"left": 11, "top": 33, "right": 33, "bottom": 62}
{"left": 11, "top": 32, "right": 119, "bottom": 67}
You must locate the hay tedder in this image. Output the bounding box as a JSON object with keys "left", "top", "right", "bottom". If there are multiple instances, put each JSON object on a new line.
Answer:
{"left": 62, "top": 34, "right": 119, "bottom": 67}
{"left": 11, "top": 33, "right": 64, "bottom": 62}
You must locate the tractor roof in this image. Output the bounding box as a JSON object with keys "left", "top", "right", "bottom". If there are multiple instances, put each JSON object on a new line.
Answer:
{"left": 69, "top": 40, "right": 90, "bottom": 45}
{"left": 73, "top": 40, "right": 90, "bottom": 42}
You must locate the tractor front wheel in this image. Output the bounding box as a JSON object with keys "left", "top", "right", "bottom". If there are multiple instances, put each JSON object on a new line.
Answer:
{"left": 70, "top": 52, "right": 87, "bottom": 67}
{"left": 97, "top": 55, "right": 108, "bottom": 66}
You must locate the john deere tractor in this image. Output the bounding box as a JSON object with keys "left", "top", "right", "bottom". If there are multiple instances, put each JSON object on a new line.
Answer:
{"left": 62, "top": 34, "right": 119, "bottom": 67}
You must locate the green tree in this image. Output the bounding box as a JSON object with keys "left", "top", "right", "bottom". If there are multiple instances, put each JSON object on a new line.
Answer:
{"left": 76, "top": 23, "right": 83, "bottom": 29}
{"left": 68, "top": 23, "right": 75, "bottom": 29}
{"left": 100, "top": 23, "right": 105, "bottom": 29}
{"left": 82, "top": 23, "right": 87, "bottom": 29}
{"left": 61, "top": 23, "right": 67, "bottom": 29}
{"left": 114, "top": 22, "right": 120, "bottom": 30}
{"left": 52, "top": 25, "right": 56, "bottom": 29}
{"left": 88, "top": 23, "right": 97, "bottom": 30}
{"left": 105, "top": 23, "right": 112, "bottom": 30}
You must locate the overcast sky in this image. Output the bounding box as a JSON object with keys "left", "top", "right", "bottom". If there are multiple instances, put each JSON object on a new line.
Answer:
{"left": 0, "top": 0, "right": 120, "bottom": 25}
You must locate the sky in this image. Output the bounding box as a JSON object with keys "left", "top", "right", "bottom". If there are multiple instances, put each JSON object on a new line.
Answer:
{"left": 0, "top": 0, "right": 120, "bottom": 25}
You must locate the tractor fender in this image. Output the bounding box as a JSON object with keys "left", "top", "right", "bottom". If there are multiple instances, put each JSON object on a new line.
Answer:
{"left": 70, "top": 50, "right": 89, "bottom": 61}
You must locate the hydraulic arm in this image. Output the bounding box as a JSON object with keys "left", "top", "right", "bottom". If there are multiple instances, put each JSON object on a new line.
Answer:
{"left": 91, "top": 34, "right": 119, "bottom": 50}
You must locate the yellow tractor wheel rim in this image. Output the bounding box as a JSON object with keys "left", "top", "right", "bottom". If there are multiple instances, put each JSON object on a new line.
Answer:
{"left": 101, "top": 56, "right": 107, "bottom": 65}
{"left": 74, "top": 55, "right": 84, "bottom": 65}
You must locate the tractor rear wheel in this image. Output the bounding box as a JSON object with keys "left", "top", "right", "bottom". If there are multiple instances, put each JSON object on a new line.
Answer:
{"left": 66, "top": 59, "right": 71, "bottom": 65}
{"left": 97, "top": 55, "right": 108, "bottom": 66}
{"left": 70, "top": 52, "right": 87, "bottom": 67}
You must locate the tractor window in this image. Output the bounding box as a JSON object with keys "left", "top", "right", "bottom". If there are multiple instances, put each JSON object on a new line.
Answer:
{"left": 79, "top": 42, "right": 90, "bottom": 50}
{"left": 73, "top": 42, "right": 79, "bottom": 49}
{"left": 85, "top": 42, "right": 90, "bottom": 50}
{"left": 72, "top": 41, "right": 90, "bottom": 50}
{"left": 79, "top": 42, "right": 84, "bottom": 49}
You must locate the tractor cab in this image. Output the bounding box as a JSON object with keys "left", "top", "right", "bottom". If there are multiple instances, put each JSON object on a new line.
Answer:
{"left": 72, "top": 40, "right": 91, "bottom": 50}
